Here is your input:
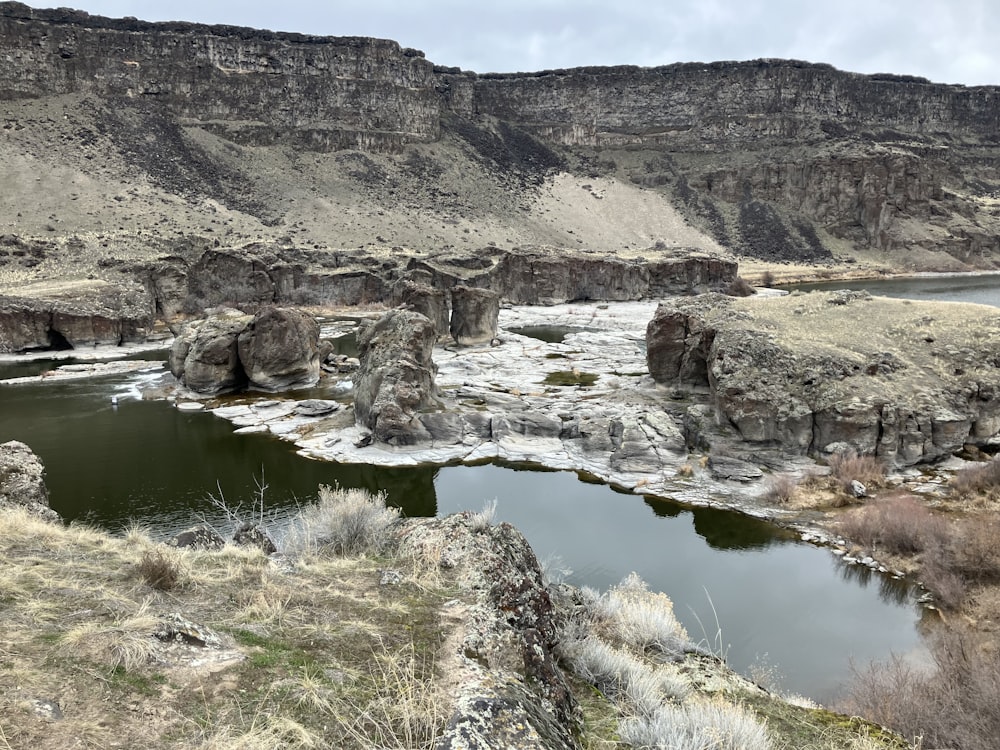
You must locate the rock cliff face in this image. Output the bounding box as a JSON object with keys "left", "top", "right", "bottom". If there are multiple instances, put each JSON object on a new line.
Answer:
{"left": 1, "top": 1, "right": 998, "bottom": 278}
{"left": 647, "top": 293, "right": 1000, "bottom": 466}
{"left": 0, "top": 2, "right": 439, "bottom": 152}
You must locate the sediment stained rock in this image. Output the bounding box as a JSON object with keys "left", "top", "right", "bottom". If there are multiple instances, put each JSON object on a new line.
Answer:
{"left": 353, "top": 309, "right": 439, "bottom": 445}
{"left": 648, "top": 292, "right": 1000, "bottom": 466}
{"left": 237, "top": 307, "right": 321, "bottom": 391}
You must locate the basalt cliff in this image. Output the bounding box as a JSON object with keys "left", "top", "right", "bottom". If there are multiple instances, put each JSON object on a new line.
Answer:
{"left": 1, "top": 2, "right": 999, "bottom": 348}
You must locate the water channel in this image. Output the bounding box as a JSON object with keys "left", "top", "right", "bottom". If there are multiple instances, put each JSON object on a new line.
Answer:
{"left": 7, "top": 272, "right": 995, "bottom": 703}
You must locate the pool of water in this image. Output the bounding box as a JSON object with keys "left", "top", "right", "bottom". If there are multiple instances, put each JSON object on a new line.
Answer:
{"left": 0, "top": 368, "right": 922, "bottom": 703}
{"left": 784, "top": 271, "right": 1000, "bottom": 307}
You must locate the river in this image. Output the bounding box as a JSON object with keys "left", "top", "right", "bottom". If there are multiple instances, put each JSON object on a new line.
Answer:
{"left": 12, "top": 271, "right": 996, "bottom": 702}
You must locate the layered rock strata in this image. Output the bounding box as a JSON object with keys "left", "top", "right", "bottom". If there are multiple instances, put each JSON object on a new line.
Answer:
{"left": 0, "top": 280, "right": 150, "bottom": 352}
{"left": 353, "top": 309, "right": 440, "bottom": 445}
{"left": 648, "top": 292, "right": 1000, "bottom": 465}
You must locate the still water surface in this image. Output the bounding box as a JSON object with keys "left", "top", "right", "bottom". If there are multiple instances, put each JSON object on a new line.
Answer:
{"left": 16, "top": 271, "right": 996, "bottom": 701}
{"left": 0, "top": 365, "right": 920, "bottom": 702}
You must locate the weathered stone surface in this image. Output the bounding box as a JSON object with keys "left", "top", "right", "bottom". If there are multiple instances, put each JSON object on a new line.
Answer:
{"left": 354, "top": 310, "right": 439, "bottom": 445}
{"left": 169, "top": 308, "right": 252, "bottom": 394}
{"left": 655, "top": 293, "right": 1000, "bottom": 466}
{"left": 0, "top": 440, "right": 59, "bottom": 521}
{"left": 167, "top": 525, "right": 226, "bottom": 550}
{"left": 232, "top": 521, "right": 277, "bottom": 554}
{"left": 0, "top": 281, "right": 151, "bottom": 353}
{"left": 450, "top": 286, "right": 500, "bottom": 345}
{"left": 237, "top": 306, "right": 320, "bottom": 391}
{"left": 394, "top": 279, "right": 450, "bottom": 337}
{"left": 396, "top": 515, "right": 580, "bottom": 750}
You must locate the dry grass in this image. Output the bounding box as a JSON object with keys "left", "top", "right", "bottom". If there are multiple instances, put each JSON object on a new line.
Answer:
{"left": 837, "top": 493, "right": 949, "bottom": 556}
{"left": 281, "top": 484, "right": 400, "bottom": 557}
{"left": 762, "top": 473, "right": 799, "bottom": 504}
{"left": 137, "top": 549, "right": 182, "bottom": 590}
{"left": 950, "top": 455, "right": 1000, "bottom": 500}
{"left": 0, "top": 493, "right": 452, "bottom": 750}
{"left": 827, "top": 451, "right": 886, "bottom": 496}
{"left": 843, "top": 624, "right": 1000, "bottom": 750}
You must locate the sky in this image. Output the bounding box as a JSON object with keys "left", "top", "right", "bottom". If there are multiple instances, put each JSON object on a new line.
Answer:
{"left": 21, "top": 0, "right": 1000, "bottom": 86}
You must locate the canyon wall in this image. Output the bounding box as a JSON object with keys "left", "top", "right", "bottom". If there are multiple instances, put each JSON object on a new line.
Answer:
{"left": 2, "top": 1, "right": 999, "bottom": 267}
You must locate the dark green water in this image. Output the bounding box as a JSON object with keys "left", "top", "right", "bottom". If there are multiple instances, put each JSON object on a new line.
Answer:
{"left": 0, "top": 367, "right": 921, "bottom": 703}
{"left": 784, "top": 271, "right": 1000, "bottom": 306}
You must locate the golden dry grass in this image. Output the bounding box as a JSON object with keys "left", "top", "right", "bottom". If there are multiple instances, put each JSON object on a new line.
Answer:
{"left": 0, "top": 505, "right": 455, "bottom": 750}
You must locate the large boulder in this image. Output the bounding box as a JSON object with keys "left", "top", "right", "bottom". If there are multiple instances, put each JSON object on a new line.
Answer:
{"left": 354, "top": 310, "right": 439, "bottom": 445}
{"left": 237, "top": 307, "right": 321, "bottom": 391}
{"left": 645, "top": 299, "right": 720, "bottom": 386}
{"left": 450, "top": 285, "right": 500, "bottom": 345}
{"left": 169, "top": 308, "right": 252, "bottom": 394}
{"left": 393, "top": 279, "right": 450, "bottom": 338}
{"left": 0, "top": 440, "right": 60, "bottom": 521}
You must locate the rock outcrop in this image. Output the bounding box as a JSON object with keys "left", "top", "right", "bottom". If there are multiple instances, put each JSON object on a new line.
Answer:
{"left": 237, "top": 307, "right": 321, "bottom": 392}
{"left": 169, "top": 308, "right": 252, "bottom": 394}
{"left": 396, "top": 514, "right": 580, "bottom": 749}
{"left": 0, "top": 280, "right": 150, "bottom": 353}
{"left": 2, "top": 3, "right": 1000, "bottom": 279}
{"left": 393, "top": 279, "right": 450, "bottom": 338}
{"left": 0, "top": 440, "right": 59, "bottom": 521}
{"left": 648, "top": 293, "right": 1000, "bottom": 466}
{"left": 170, "top": 306, "right": 321, "bottom": 394}
{"left": 449, "top": 285, "right": 500, "bottom": 345}
{"left": 353, "top": 310, "right": 439, "bottom": 445}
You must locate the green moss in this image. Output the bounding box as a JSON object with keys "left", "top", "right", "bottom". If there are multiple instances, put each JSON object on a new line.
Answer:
{"left": 544, "top": 370, "right": 599, "bottom": 387}
{"left": 736, "top": 690, "right": 909, "bottom": 749}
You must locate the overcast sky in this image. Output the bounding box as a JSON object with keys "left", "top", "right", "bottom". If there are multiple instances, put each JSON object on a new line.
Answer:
{"left": 23, "top": 0, "right": 999, "bottom": 86}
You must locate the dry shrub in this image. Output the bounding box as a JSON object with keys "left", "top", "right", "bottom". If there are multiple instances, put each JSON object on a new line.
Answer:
{"left": 137, "top": 549, "right": 180, "bottom": 591}
{"left": 843, "top": 625, "right": 1000, "bottom": 750}
{"left": 761, "top": 473, "right": 797, "bottom": 504}
{"left": 725, "top": 276, "right": 756, "bottom": 297}
{"left": 760, "top": 270, "right": 776, "bottom": 287}
{"left": 950, "top": 455, "right": 1000, "bottom": 499}
{"left": 827, "top": 450, "right": 885, "bottom": 492}
{"left": 837, "top": 493, "right": 948, "bottom": 556}
{"left": 282, "top": 485, "right": 400, "bottom": 557}
{"left": 940, "top": 516, "right": 1000, "bottom": 584}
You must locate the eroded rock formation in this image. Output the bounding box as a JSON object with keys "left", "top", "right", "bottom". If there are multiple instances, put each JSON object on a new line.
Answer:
{"left": 648, "top": 293, "right": 1000, "bottom": 466}
{"left": 0, "top": 280, "right": 150, "bottom": 353}
{"left": 450, "top": 285, "right": 500, "bottom": 345}
{"left": 0, "top": 440, "right": 59, "bottom": 521}
{"left": 353, "top": 309, "right": 439, "bottom": 445}
{"left": 237, "top": 307, "right": 321, "bottom": 391}
{"left": 169, "top": 306, "right": 320, "bottom": 394}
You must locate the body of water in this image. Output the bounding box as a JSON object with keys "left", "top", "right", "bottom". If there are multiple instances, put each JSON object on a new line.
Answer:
{"left": 784, "top": 271, "right": 1000, "bottom": 307}
{"left": 0, "top": 364, "right": 921, "bottom": 703}
{"left": 13, "top": 270, "right": 994, "bottom": 702}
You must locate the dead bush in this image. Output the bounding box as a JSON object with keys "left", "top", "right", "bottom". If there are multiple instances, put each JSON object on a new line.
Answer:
{"left": 827, "top": 450, "right": 885, "bottom": 492}
{"left": 837, "top": 493, "right": 948, "bottom": 556}
{"left": 759, "top": 270, "right": 776, "bottom": 287}
{"left": 725, "top": 276, "right": 755, "bottom": 297}
{"left": 761, "top": 473, "right": 798, "bottom": 504}
{"left": 950, "top": 456, "right": 1000, "bottom": 499}
{"left": 137, "top": 550, "right": 180, "bottom": 591}
{"left": 843, "top": 624, "right": 1000, "bottom": 750}
{"left": 944, "top": 516, "right": 1000, "bottom": 584}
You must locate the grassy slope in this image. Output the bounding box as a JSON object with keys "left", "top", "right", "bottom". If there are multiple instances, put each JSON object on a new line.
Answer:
{"left": 0, "top": 502, "right": 910, "bottom": 750}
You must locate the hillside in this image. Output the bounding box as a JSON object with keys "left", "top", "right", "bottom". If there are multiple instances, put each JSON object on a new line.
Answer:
{"left": 1, "top": 1, "right": 999, "bottom": 298}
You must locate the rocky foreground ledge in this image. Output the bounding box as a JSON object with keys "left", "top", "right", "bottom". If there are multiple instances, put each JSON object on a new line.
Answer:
{"left": 0, "top": 441, "right": 905, "bottom": 749}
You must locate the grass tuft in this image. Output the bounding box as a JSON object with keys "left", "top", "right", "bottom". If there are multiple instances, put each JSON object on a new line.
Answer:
{"left": 282, "top": 485, "right": 400, "bottom": 557}
{"left": 137, "top": 549, "right": 181, "bottom": 591}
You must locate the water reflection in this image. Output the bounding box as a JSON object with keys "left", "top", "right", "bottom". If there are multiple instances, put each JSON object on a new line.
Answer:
{"left": 0, "top": 368, "right": 922, "bottom": 703}
{"left": 785, "top": 272, "right": 1000, "bottom": 308}
{"left": 838, "top": 560, "right": 913, "bottom": 607}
